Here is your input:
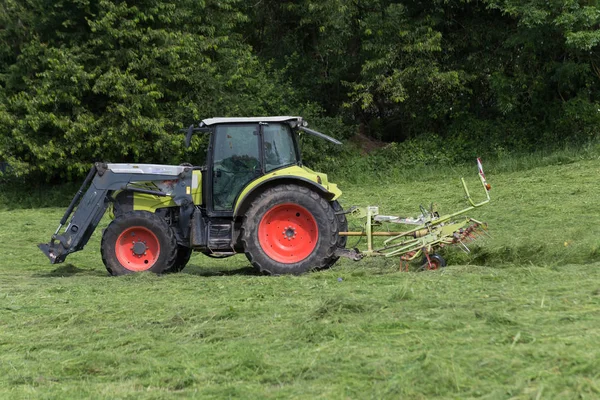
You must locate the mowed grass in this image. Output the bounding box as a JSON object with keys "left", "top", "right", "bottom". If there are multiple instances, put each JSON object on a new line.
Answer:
{"left": 1, "top": 155, "right": 599, "bottom": 399}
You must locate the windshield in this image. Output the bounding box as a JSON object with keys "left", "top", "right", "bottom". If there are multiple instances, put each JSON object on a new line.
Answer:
{"left": 262, "top": 123, "right": 298, "bottom": 172}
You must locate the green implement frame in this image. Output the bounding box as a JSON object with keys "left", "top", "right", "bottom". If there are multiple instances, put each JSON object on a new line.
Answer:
{"left": 338, "top": 159, "right": 491, "bottom": 269}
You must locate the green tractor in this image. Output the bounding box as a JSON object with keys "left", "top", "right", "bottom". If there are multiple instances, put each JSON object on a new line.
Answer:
{"left": 39, "top": 116, "right": 349, "bottom": 275}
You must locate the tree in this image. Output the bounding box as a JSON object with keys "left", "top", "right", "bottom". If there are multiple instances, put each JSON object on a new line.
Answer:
{"left": 0, "top": 0, "right": 294, "bottom": 179}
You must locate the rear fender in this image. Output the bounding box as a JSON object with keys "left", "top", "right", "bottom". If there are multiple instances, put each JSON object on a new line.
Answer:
{"left": 233, "top": 176, "right": 334, "bottom": 219}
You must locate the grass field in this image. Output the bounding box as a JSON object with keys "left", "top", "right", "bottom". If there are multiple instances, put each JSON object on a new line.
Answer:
{"left": 1, "top": 154, "right": 599, "bottom": 399}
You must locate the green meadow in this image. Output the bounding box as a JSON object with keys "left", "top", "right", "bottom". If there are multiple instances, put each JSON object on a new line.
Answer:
{"left": 1, "top": 153, "right": 599, "bottom": 399}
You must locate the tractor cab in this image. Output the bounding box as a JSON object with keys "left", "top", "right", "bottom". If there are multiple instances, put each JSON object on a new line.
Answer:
{"left": 202, "top": 118, "right": 301, "bottom": 213}
{"left": 186, "top": 117, "right": 342, "bottom": 217}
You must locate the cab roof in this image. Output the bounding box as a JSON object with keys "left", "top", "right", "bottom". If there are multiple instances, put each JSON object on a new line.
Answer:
{"left": 200, "top": 116, "right": 303, "bottom": 127}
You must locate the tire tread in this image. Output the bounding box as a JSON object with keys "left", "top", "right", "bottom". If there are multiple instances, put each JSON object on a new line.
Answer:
{"left": 241, "top": 184, "right": 341, "bottom": 275}
{"left": 100, "top": 210, "right": 178, "bottom": 276}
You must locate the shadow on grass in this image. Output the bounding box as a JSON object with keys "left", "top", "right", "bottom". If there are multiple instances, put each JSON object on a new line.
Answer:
{"left": 32, "top": 263, "right": 259, "bottom": 279}
{"left": 183, "top": 265, "right": 264, "bottom": 277}
{"left": 34, "top": 263, "right": 106, "bottom": 277}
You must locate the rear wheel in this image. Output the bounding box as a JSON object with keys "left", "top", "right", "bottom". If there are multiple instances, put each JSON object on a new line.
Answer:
{"left": 321, "top": 200, "right": 347, "bottom": 270}
{"left": 101, "top": 211, "right": 177, "bottom": 276}
{"left": 242, "top": 184, "right": 340, "bottom": 275}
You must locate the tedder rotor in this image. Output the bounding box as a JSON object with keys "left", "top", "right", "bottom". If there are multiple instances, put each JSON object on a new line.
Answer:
{"left": 39, "top": 116, "right": 491, "bottom": 275}
{"left": 337, "top": 158, "right": 492, "bottom": 270}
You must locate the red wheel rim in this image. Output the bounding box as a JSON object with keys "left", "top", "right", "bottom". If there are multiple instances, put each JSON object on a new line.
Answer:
{"left": 115, "top": 226, "right": 160, "bottom": 271}
{"left": 424, "top": 255, "right": 441, "bottom": 270}
{"left": 258, "top": 203, "right": 318, "bottom": 263}
{"left": 427, "top": 260, "right": 440, "bottom": 270}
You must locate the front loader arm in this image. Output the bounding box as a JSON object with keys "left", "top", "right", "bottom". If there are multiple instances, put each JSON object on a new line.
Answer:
{"left": 39, "top": 162, "right": 194, "bottom": 264}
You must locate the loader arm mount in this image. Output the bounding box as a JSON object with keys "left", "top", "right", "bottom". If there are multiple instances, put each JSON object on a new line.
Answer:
{"left": 39, "top": 162, "right": 194, "bottom": 264}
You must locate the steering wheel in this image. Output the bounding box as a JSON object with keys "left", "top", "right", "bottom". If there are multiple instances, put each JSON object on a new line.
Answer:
{"left": 219, "top": 156, "right": 259, "bottom": 172}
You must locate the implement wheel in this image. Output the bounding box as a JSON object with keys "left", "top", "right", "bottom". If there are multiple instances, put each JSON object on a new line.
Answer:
{"left": 101, "top": 211, "right": 177, "bottom": 276}
{"left": 421, "top": 253, "right": 446, "bottom": 271}
{"left": 242, "top": 184, "right": 340, "bottom": 275}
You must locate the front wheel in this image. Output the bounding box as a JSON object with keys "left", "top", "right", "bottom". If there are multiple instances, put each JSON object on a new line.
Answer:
{"left": 101, "top": 211, "right": 178, "bottom": 276}
{"left": 163, "top": 245, "right": 193, "bottom": 274}
{"left": 242, "top": 184, "right": 340, "bottom": 275}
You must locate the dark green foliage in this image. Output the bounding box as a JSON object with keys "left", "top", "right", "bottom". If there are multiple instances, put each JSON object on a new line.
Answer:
{"left": 1, "top": 0, "right": 600, "bottom": 181}
{"left": 244, "top": 0, "right": 600, "bottom": 148}
{"left": 0, "top": 0, "right": 295, "bottom": 179}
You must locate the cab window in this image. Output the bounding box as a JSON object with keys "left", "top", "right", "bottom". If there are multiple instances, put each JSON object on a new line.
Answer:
{"left": 262, "top": 123, "right": 298, "bottom": 172}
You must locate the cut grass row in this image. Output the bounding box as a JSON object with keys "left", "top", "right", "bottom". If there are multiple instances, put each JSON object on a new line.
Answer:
{"left": 0, "top": 152, "right": 599, "bottom": 398}
{"left": 2, "top": 261, "right": 599, "bottom": 399}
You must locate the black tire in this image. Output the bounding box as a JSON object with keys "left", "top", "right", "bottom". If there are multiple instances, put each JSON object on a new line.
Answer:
{"left": 320, "top": 200, "right": 348, "bottom": 270}
{"left": 420, "top": 253, "right": 447, "bottom": 270}
{"left": 101, "top": 211, "right": 178, "bottom": 276}
{"left": 241, "top": 184, "right": 340, "bottom": 275}
{"left": 163, "top": 245, "right": 193, "bottom": 274}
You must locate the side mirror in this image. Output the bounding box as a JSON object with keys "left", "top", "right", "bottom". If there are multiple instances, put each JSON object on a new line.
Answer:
{"left": 185, "top": 125, "right": 194, "bottom": 148}
{"left": 184, "top": 125, "right": 211, "bottom": 148}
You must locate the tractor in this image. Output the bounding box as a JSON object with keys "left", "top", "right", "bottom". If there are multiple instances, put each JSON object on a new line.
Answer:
{"left": 39, "top": 116, "right": 492, "bottom": 275}
{"left": 39, "top": 116, "right": 349, "bottom": 275}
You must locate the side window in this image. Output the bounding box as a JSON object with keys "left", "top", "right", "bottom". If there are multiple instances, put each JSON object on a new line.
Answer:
{"left": 263, "top": 123, "right": 298, "bottom": 172}
{"left": 212, "top": 124, "right": 260, "bottom": 211}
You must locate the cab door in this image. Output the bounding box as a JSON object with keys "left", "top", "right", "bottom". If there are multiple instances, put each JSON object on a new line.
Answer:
{"left": 210, "top": 123, "right": 261, "bottom": 212}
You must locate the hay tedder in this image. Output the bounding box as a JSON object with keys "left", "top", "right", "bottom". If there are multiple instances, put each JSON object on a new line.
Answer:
{"left": 39, "top": 116, "right": 491, "bottom": 275}
{"left": 338, "top": 158, "right": 491, "bottom": 270}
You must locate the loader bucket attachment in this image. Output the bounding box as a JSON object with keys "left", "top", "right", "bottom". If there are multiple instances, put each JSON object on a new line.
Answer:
{"left": 39, "top": 163, "right": 194, "bottom": 265}
{"left": 38, "top": 163, "right": 113, "bottom": 264}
